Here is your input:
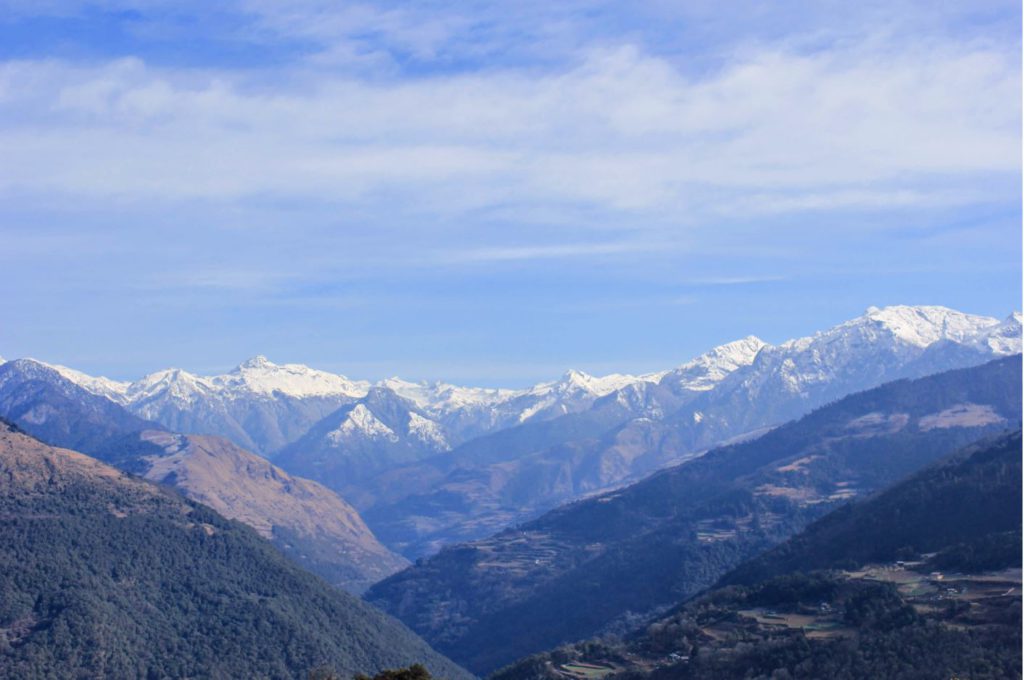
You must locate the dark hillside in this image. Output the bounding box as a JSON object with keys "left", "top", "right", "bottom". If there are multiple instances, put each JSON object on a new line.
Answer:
{"left": 0, "top": 423, "right": 469, "bottom": 680}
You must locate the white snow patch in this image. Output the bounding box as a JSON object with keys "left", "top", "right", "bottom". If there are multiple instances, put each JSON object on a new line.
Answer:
{"left": 406, "top": 412, "right": 450, "bottom": 451}
{"left": 664, "top": 336, "right": 767, "bottom": 392}
{"left": 327, "top": 404, "right": 399, "bottom": 444}
{"left": 44, "top": 363, "right": 132, "bottom": 403}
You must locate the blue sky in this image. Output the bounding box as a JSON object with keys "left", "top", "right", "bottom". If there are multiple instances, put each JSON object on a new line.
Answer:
{"left": 0, "top": 0, "right": 1020, "bottom": 385}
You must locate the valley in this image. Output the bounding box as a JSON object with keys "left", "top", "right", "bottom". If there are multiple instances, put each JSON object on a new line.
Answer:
{"left": 492, "top": 431, "right": 1023, "bottom": 680}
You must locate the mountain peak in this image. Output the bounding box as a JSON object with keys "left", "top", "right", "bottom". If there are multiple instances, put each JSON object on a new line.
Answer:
{"left": 821, "top": 305, "right": 1002, "bottom": 349}
{"left": 662, "top": 335, "right": 769, "bottom": 393}
{"left": 549, "top": 369, "right": 644, "bottom": 397}
{"left": 237, "top": 355, "right": 275, "bottom": 370}
{"left": 561, "top": 368, "right": 593, "bottom": 383}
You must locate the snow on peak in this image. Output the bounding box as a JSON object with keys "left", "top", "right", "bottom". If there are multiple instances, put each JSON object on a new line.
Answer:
{"left": 127, "top": 368, "right": 216, "bottom": 406}
{"left": 664, "top": 335, "right": 768, "bottom": 392}
{"left": 218, "top": 356, "right": 369, "bottom": 399}
{"left": 855, "top": 305, "right": 1000, "bottom": 348}
{"left": 534, "top": 369, "right": 646, "bottom": 398}
{"left": 51, "top": 355, "right": 371, "bottom": 405}
{"left": 44, "top": 363, "right": 131, "bottom": 403}
{"left": 968, "top": 311, "right": 1022, "bottom": 355}
{"left": 406, "top": 411, "right": 450, "bottom": 451}
{"left": 379, "top": 377, "right": 520, "bottom": 417}
{"left": 377, "top": 377, "right": 436, "bottom": 409}
{"left": 237, "top": 355, "right": 274, "bottom": 370}
{"left": 327, "top": 404, "right": 399, "bottom": 444}
{"left": 748, "top": 305, "right": 1013, "bottom": 397}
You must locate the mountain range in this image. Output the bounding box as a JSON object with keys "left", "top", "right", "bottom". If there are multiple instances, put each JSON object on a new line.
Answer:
{"left": 366, "top": 355, "right": 1023, "bottom": 674}
{"left": 7, "top": 305, "right": 1021, "bottom": 562}
{"left": 348, "top": 306, "right": 1023, "bottom": 557}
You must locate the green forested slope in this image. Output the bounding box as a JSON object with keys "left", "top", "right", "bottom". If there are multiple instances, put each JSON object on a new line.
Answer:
{"left": 723, "top": 430, "right": 1023, "bottom": 585}
{"left": 491, "top": 431, "right": 1022, "bottom": 680}
{"left": 0, "top": 422, "right": 469, "bottom": 680}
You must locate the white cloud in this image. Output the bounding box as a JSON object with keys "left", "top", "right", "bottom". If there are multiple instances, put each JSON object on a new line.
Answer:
{"left": 0, "top": 34, "right": 1017, "bottom": 222}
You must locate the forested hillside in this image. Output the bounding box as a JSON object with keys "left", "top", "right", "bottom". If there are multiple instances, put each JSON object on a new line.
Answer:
{"left": 724, "top": 431, "right": 1023, "bottom": 586}
{"left": 492, "top": 431, "right": 1022, "bottom": 680}
{"left": 0, "top": 422, "right": 469, "bottom": 680}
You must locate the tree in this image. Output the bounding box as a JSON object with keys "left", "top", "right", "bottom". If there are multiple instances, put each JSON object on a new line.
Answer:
{"left": 355, "top": 664, "right": 433, "bottom": 680}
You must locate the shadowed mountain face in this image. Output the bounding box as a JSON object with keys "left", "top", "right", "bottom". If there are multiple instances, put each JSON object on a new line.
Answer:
{"left": 0, "top": 359, "right": 404, "bottom": 593}
{"left": 0, "top": 359, "right": 160, "bottom": 454}
{"left": 492, "top": 431, "right": 1023, "bottom": 680}
{"left": 366, "top": 356, "right": 1023, "bottom": 675}
{"left": 0, "top": 422, "right": 471, "bottom": 680}
{"left": 98, "top": 430, "right": 408, "bottom": 593}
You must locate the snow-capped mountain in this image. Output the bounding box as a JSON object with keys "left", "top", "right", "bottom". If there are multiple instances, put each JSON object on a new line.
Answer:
{"left": 357, "top": 305, "right": 1021, "bottom": 556}
{"left": 968, "top": 312, "right": 1023, "bottom": 355}
{"left": 44, "top": 354, "right": 666, "bottom": 454}
{"left": 42, "top": 357, "right": 372, "bottom": 455}
{"left": 673, "top": 305, "right": 1021, "bottom": 449}
{"left": 122, "top": 355, "right": 369, "bottom": 407}
{"left": 209, "top": 355, "right": 370, "bottom": 399}
{"left": 0, "top": 359, "right": 157, "bottom": 453}
{"left": 47, "top": 363, "right": 131, "bottom": 403}
{"left": 273, "top": 387, "right": 455, "bottom": 508}
{"left": 14, "top": 304, "right": 1021, "bottom": 516}
{"left": 658, "top": 335, "right": 768, "bottom": 395}
{"left": 380, "top": 369, "right": 660, "bottom": 443}
{"left": 0, "top": 359, "right": 407, "bottom": 593}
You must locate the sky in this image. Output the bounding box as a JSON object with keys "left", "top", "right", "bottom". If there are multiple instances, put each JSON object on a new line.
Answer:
{"left": 0, "top": 0, "right": 1020, "bottom": 386}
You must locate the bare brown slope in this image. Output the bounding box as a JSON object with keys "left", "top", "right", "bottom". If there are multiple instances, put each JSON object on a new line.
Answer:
{"left": 0, "top": 423, "right": 155, "bottom": 497}
{"left": 119, "top": 430, "right": 408, "bottom": 592}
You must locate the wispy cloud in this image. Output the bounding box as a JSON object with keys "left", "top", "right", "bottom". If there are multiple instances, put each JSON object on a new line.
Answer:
{"left": 683, "top": 276, "right": 788, "bottom": 286}
{"left": 0, "top": 32, "right": 1016, "bottom": 220}
{"left": 436, "top": 240, "right": 669, "bottom": 264}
